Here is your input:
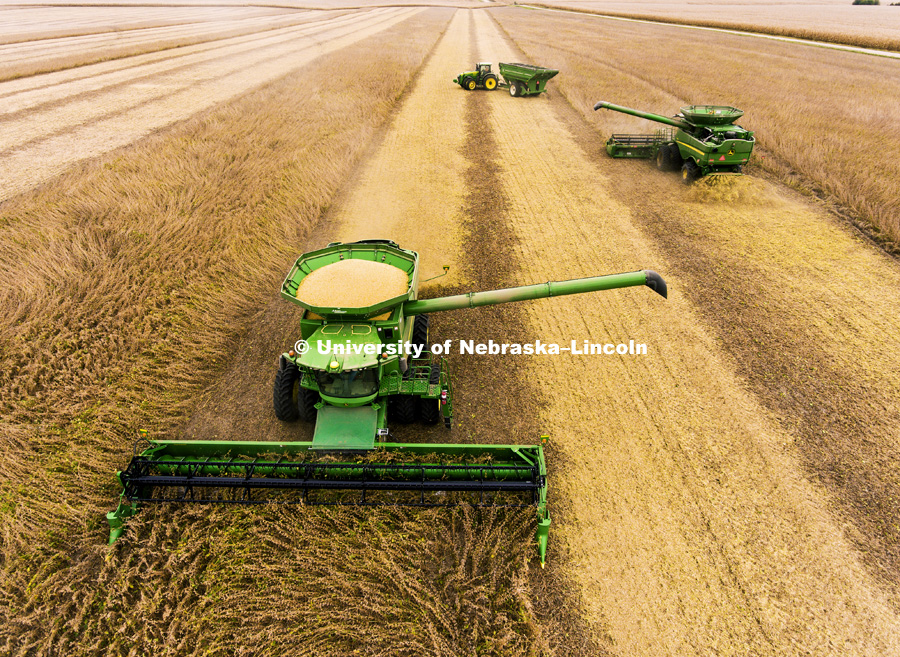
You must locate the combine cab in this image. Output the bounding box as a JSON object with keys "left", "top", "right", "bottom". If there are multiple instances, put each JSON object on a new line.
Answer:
{"left": 595, "top": 101, "right": 755, "bottom": 182}
{"left": 107, "top": 240, "right": 667, "bottom": 565}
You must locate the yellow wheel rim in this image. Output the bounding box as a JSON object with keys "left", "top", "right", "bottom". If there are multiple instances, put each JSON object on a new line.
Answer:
{"left": 485, "top": 78, "right": 496, "bottom": 90}
{"left": 467, "top": 80, "right": 476, "bottom": 90}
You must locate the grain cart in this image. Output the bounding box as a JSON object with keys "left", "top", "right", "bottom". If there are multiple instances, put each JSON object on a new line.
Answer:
{"left": 453, "top": 62, "right": 558, "bottom": 96}
{"left": 107, "top": 240, "right": 667, "bottom": 565}
{"left": 594, "top": 100, "right": 755, "bottom": 183}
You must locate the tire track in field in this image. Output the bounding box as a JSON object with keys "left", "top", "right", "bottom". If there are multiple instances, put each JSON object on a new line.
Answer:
{"left": 472, "top": 8, "right": 900, "bottom": 656}
{"left": 0, "top": 7, "right": 421, "bottom": 203}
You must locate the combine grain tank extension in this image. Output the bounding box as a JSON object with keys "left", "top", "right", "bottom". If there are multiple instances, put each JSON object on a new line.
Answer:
{"left": 108, "top": 240, "right": 667, "bottom": 566}
{"left": 594, "top": 100, "right": 755, "bottom": 182}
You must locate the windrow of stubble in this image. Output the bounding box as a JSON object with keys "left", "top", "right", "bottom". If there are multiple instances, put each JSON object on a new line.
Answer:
{"left": 0, "top": 9, "right": 454, "bottom": 655}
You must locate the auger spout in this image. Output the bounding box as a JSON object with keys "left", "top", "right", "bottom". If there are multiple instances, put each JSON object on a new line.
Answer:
{"left": 594, "top": 100, "right": 691, "bottom": 130}
{"left": 403, "top": 270, "right": 666, "bottom": 316}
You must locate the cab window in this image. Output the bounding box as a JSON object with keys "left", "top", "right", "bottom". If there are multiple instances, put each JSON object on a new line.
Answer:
{"left": 315, "top": 369, "right": 379, "bottom": 398}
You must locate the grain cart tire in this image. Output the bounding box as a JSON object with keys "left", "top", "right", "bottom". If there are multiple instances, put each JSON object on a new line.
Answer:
{"left": 391, "top": 395, "right": 417, "bottom": 424}
{"left": 509, "top": 82, "right": 520, "bottom": 97}
{"left": 681, "top": 160, "right": 700, "bottom": 185}
{"left": 412, "top": 314, "right": 429, "bottom": 352}
{"left": 419, "top": 367, "right": 442, "bottom": 425}
{"left": 297, "top": 384, "right": 319, "bottom": 423}
{"left": 466, "top": 78, "right": 477, "bottom": 91}
{"left": 273, "top": 358, "right": 299, "bottom": 422}
{"left": 484, "top": 75, "right": 498, "bottom": 90}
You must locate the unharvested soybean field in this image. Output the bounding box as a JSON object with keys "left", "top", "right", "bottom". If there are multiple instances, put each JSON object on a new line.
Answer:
{"left": 2, "top": 3, "right": 900, "bottom": 656}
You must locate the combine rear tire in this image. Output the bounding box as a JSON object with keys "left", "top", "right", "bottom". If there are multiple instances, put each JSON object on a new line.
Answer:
{"left": 419, "top": 367, "right": 442, "bottom": 425}
{"left": 273, "top": 359, "right": 299, "bottom": 422}
{"left": 484, "top": 74, "right": 498, "bottom": 90}
{"left": 297, "top": 384, "right": 319, "bottom": 423}
{"left": 391, "top": 395, "right": 417, "bottom": 424}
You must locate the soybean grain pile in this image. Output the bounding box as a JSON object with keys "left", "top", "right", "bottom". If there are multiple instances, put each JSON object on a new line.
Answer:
{"left": 295, "top": 259, "right": 408, "bottom": 307}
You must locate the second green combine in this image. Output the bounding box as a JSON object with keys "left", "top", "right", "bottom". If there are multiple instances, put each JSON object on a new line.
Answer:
{"left": 594, "top": 100, "right": 755, "bottom": 183}
{"left": 108, "top": 240, "right": 667, "bottom": 565}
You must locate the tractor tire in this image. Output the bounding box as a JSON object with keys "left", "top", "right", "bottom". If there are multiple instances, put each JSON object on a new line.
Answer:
{"left": 681, "top": 160, "right": 700, "bottom": 185}
{"left": 466, "top": 78, "right": 477, "bottom": 91}
{"left": 273, "top": 359, "right": 299, "bottom": 422}
{"left": 412, "top": 314, "right": 429, "bottom": 353}
{"left": 484, "top": 74, "right": 498, "bottom": 90}
{"left": 297, "top": 383, "right": 320, "bottom": 423}
{"left": 391, "top": 395, "right": 417, "bottom": 424}
{"left": 419, "top": 367, "right": 442, "bottom": 425}
{"left": 509, "top": 82, "right": 520, "bottom": 97}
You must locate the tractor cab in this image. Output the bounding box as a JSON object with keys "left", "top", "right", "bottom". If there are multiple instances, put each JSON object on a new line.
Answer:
{"left": 476, "top": 62, "right": 493, "bottom": 76}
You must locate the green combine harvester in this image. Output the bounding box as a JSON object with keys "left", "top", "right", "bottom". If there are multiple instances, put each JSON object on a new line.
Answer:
{"left": 453, "top": 62, "right": 558, "bottom": 97}
{"left": 594, "top": 100, "right": 755, "bottom": 182}
{"left": 107, "top": 240, "right": 666, "bottom": 565}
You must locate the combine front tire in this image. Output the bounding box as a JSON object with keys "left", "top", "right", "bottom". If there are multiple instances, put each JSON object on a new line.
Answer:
{"left": 273, "top": 358, "right": 299, "bottom": 422}
{"left": 655, "top": 145, "right": 671, "bottom": 171}
{"left": 484, "top": 75, "right": 498, "bottom": 90}
{"left": 297, "top": 384, "right": 319, "bottom": 423}
{"left": 681, "top": 160, "right": 700, "bottom": 185}
{"left": 412, "top": 314, "right": 429, "bottom": 352}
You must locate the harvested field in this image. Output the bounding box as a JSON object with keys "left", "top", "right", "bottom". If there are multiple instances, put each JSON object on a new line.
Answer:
{"left": 0, "top": 6, "right": 329, "bottom": 81}
{"left": 530, "top": 0, "right": 900, "bottom": 51}
{"left": 4, "top": 2, "right": 900, "bottom": 657}
{"left": 0, "top": 7, "right": 423, "bottom": 201}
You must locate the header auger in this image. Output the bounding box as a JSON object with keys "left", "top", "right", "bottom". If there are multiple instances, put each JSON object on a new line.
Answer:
{"left": 594, "top": 100, "right": 755, "bottom": 183}
{"left": 108, "top": 240, "right": 667, "bottom": 566}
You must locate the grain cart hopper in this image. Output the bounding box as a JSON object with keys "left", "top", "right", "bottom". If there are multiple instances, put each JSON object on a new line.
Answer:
{"left": 107, "top": 240, "right": 667, "bottom": 565}
{"left": 594, "top": 100, "right": 755, "bottom": 182}
{"left": 454, "top": 62, "right": 558, "bottom": 96}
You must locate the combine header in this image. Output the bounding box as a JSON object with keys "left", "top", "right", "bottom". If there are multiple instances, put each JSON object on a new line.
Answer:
{"left": 594, "top": 100, "right": 755, "bottom": 182}
{"left": 107, "top": 240, "right": 667, "bottom": 565}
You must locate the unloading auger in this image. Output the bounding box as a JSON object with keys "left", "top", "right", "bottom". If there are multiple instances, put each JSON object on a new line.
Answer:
{"left": 107, "top": 240, "right": 667, "bottom": 565}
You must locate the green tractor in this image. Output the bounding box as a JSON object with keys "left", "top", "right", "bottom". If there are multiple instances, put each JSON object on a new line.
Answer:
{"left": 107, "top": 240, "right": 667, "bottom": 565}
{"left": 594, "top": 100, "right": 755, "bottom": 182}
{"left": 453, "top": 62, "right": 499, "bottom": 91}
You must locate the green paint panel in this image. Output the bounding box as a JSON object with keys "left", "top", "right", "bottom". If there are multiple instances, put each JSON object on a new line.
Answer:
{"left": 312, "top": 405, "right": 377, "bottom": 450}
